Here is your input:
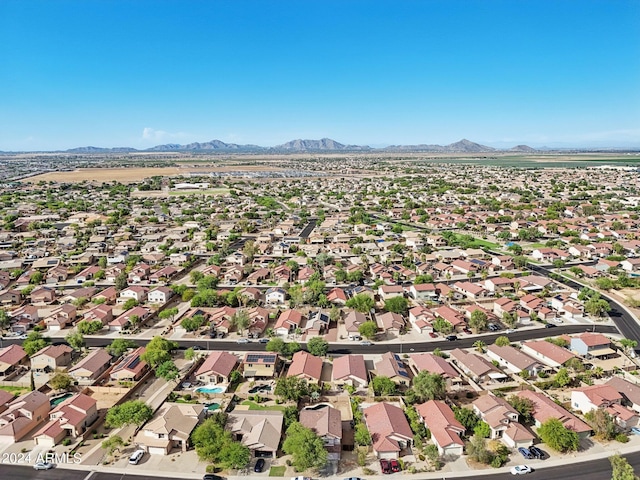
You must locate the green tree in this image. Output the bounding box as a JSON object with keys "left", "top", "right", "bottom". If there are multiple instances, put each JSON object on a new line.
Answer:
{"left": 469, "top": 310, "right": 488, "bottom": 333}
{"left": 494, "top": 335, "right": 511, "bottom": 347}
{"left": 105, "top": 400, "right": 153, "bottom": 428}
{"left": 415, "top": 274, "right": 434, "bottom": 284}
{"left": 507, "top": 395, "right": 535, "bottom": 424}
{"left": 181, "top": 315, "right": 206, "bottom": 332}
{"left": 282, "top": 422, "right": 328, "bottom": 472}
{"left": 610, "top": 454, "right": 640, "bottom": 480}
{"left": 266, "top": 338, "right": 286, "bottom": 354}
{"left": 0, "top": 308, "right": 9, "bottom": 334}
{"left": 77, "top": 320, "right": 104, "bottom": 334}
{"left": 22, "top": 331, "right": 50, "bottom": 356}
{"left": 156, "top": 360, "right": 180, "bottom": 381}
{"left": 115, "top": 272, "right": 128, "bottom": 291}
{"left": 345, "top": 294, "right": 375, "bottom": 313}
{"left": 275, "top": 376, "right": 308, "bottom": 401}
{"left": 432, "top": 317, "right": 453, "bottom": 334}
{"left": 158, "top": 307, "right": 179, "bottom": 322}
{"left": 474, "top": 421, "right": 491, "bottom": 438}
{"left": 410, "top": 371, "right": 446, "bottom": 402}
{"left": 231, "top": 310, "right": 250, "bottom": 335}
{"left": 384, "top": 296, "right": 409, "bottom": 314}
{"left": 538, "top": 417, "right": 579, "bottom": 452}
{"left": 141, "top": 336, "right": 179, "bottom": 369}
{"left": 585, "top": 409, "right": 618, "bottom": 441}
{"left": 65, "top": 331, "right": 85, "bottom": 351}
{"left": 454, "top": 406, "right": 479, "bottom": 431}
{"left": 358, "top": 321, "right": 378, "bottom": 339}
{"left": 354, "top": 423, "right": 372, "bottom": 446}
{"left": 184, "top": 347, "right": 196, "bottom": 361}
{"left": 307, "top": 337, "right": 329, "bottom": 357}
{"left": 283, "top": 405, "right": 299, "bottom": 430}
{"left": 49, "top": 371, "right": 73, "bottom": 391}
{"left": 107, "top": 338, "right": 137, "bottom": 357}
{"left": 554, "top": 367, "right": 571, "bottom": 388}
{"left": 585, "top": 297, "right": 611, "bottom": 318}
{"left": 122, "top": 298, "right": 138, "bottom": 310}
{"left": 466, "top": 434, "right": 493, "bottom": 465}
{"left": 371, "top": 376, "right": 396, "bottom": 396}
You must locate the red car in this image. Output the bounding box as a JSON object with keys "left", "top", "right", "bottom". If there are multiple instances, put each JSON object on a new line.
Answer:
{"left": 390, "top": 459, "right": 401, "bottom": 473}
{"left": 380, "top": 459, "right": 392, "bottom": 474}
{"left": 429, "top": 332, "right": 438, "bottom": 338}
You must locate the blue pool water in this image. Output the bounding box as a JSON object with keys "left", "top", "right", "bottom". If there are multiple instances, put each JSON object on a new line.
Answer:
{"left": 195, "top": 385, "right": 226, "bottom": 394}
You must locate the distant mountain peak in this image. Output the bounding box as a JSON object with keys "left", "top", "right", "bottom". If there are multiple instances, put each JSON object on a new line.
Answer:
{"left": 273, "top": 138, "right": 370, "bottom": 151}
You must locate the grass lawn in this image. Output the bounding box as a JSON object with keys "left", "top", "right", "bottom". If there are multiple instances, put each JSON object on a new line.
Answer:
{"left": 241, "top": 400, "right": 286, "bottom": 411}
{"left": 269, "top": 466, "right": 286, "bottom": 477}
{"left": 0, "top": 385, "right": 29, "bottom": 396}
{"left": 469, "top": 238, "right": 500, "bottom": 249}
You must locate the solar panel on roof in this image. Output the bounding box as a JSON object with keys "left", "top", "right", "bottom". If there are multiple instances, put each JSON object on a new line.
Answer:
{"left": 245, "top": 353, "right": 276, "bottom": 363}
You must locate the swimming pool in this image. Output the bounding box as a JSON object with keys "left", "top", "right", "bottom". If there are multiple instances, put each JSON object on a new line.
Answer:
{"left": 50, "top": 393, "right": 73, "bottom": 406}
{"left": 207, "top": 403, "right": 221, "bottom": 411}
{"left": 195, "top": 384, "right": 227, "bottom": 394}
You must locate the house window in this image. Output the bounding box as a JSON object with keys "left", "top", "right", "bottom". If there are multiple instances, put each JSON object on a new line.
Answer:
{"left": 158, "top": 434, "right": 165, "bottom": 438}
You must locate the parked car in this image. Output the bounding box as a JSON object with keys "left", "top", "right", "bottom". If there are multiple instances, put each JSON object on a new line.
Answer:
{"left": 631, "top": 426, "right": 640, "bottom": 436}
{"left": 511, "top": 465, "right": 532, "bottom": 475}
{"left": 258, "top": 338, "right": 270, "bottom": 343}
{"left": 545, "top": 323, "right": 556, "bottom": 328}
{"left": 192, "top": 345, "right": 203, "bottom": 350}
{"left": 360, "top": 340, "right": 373, "bottom": 346}
{"left": 343, "top": 477, "right": 365, "bottom": 480}
{"left": 445, "top": 335, "right": 458, "bottom": 341}
{"left": 529, "top": 446, "right": 544, "bottom": 459}
{"left": 390, "top": 459, "right": 401, "bottom": 472}
{"left": 505, "top": 328, "right": 516, "bottom": 334}
{"left": 129, "top": 449, "right": 145, "bottom": 465}
{"left": 518, "top": 447, "right": 533, "bottom": 459}
{"left": 203, "top": 475, "right": 224, "bottom": 480}
{"left": 291, "top": 477, "right": 312, "bottom": 480}
{"left": 254, "top": 458, "right": 265, "bottom": 472}
{"left": 462, "top": 327, "right": 471, "bottom": 334}
{"left": 236, "top": 338, "right": 250, "bottom": 344}
{"left": 380, "top": 459, "right": 392, "bottom": 474}
{"left": 33, "top": 462, "right": 54, "bottom": 470}
{"left": 429, "top": 332, "right": 438, "bottom": 338}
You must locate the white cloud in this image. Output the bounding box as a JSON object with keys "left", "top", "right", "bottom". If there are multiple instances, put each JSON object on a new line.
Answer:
{"left": 141, "top": 128, "right": 192, "bottom": 143}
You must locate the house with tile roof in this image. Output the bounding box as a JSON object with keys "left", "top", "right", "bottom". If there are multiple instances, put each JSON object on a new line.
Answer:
{"left": 287, "top": 351, "right": 323, "bottom": 384}
{"left": 134, "top": 402, "right": 205, "bottom": 455}
{"left": 607, "top": 377, "right": 640, "bottom": 413}
{"left": 515, "top": 390, "right": 591, "bottom": 439}
{"left": 487, "top": 344, "right": 544, "bottom": 377}
{"left": 274, "top": 309, "right": 303, "bottom": 336}
{"left": 416, "top": 400, "right": 465, "bottom": 457}
{"left": 363, "top": 402, "right": 413, "bottom": 459}
{"left": 300, "top": 404, "right": 342, "bottom": 458}
{"left": 0, "top": 344, "right": 28, "bottom": 378}
{"left": 571, "top": 384, "right": 623, "bottom": 414}
{"left": 227, "top": 410, "right": 283, "bottom": 458}
{"left": 110, "top": 346, "right": 148, "bottom": 382}
{"left": 195, "top": 351, "right": 238, "bottom": 385}
{"left": 449, "top": 348, "right": 507, "bottom": 384}
{"left": 375, "top": 352, "right": 411, "bottom": 386}
{"left": 332, "top": 354, "right": 368, "bottom": 389}
{"left": 0, "top": 390, "right": 50, "bottom": 442}
{"left": 33, "top": 393, "right": 98, "bottom": 447}
{"left": 68, "top": 348, "right": 112, "bottom": 384}
{"left": 31, "top": 345, "right": 73, "bottom": 372}
{"left": 408, "top": 353, "right": 461, "bottom": 387}
{"left": 520, "top": 340, "right": 576, "bottom": 368}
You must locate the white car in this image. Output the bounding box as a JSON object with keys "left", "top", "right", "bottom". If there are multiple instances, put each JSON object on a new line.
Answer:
{"left": 33, "top": 462, "right": 54, "bottom": 470}
{"left": 291, "top": 477, "right": 312, "bottom": 480}
{"left": 505, "top": 329, "right": 516, "bottom": 334}
{"left": 511, "top": 465, "right": 532, "bottom": 475}
{"left": 360, "top": 340, "right": 373, "bottom": 346}
{"left": 236, "top": 338, "right": 250, "bottom": 344}
{"left": 129, "top": 449, "right": 145, "bottom": 465}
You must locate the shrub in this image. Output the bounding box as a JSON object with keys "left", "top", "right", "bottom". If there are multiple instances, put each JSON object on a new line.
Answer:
{"left": 616, "top": 433, "right": 630, "bottom": 443}
{"left": 362, "top": 467, "right": 375, "bottom": 476}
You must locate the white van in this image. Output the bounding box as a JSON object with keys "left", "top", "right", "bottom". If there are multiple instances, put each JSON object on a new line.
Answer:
{"left": 129, "top": 449, "right": 145, "bottom": 465}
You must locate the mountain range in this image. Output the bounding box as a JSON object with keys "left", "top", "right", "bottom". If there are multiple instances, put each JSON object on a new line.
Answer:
{"left": 62, "top": 138, "right": 526, "bottom": 154}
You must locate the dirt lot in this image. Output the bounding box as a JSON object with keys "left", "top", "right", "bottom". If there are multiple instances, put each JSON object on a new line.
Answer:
{"left": 25, "top": 165, "right": 289, "bottom": 184}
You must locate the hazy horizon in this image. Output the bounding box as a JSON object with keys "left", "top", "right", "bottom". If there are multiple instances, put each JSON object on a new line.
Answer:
{"left": 1, "top": 0, "right": 639, "bottom": 151}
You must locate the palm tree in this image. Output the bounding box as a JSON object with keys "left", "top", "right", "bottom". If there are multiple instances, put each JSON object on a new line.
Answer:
{"left": 473, "top": 340, "right": 486, "bottom": 353}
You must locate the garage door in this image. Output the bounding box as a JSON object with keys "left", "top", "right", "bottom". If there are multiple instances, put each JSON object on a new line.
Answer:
{"left": 148, "top": 446, "right": 167, "bottom": 455}
{"left": 378, "top": 451, "right": 397, "bottom": 460}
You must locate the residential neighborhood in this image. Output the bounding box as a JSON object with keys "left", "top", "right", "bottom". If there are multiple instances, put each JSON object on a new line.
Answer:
{"left": 0, "top": 156, "right": 640, "bottom": 479}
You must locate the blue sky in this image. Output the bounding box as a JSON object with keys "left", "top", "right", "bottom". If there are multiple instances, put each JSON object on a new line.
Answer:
{"left": 1, "top": 0, "right": 639, "bottom": 150}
